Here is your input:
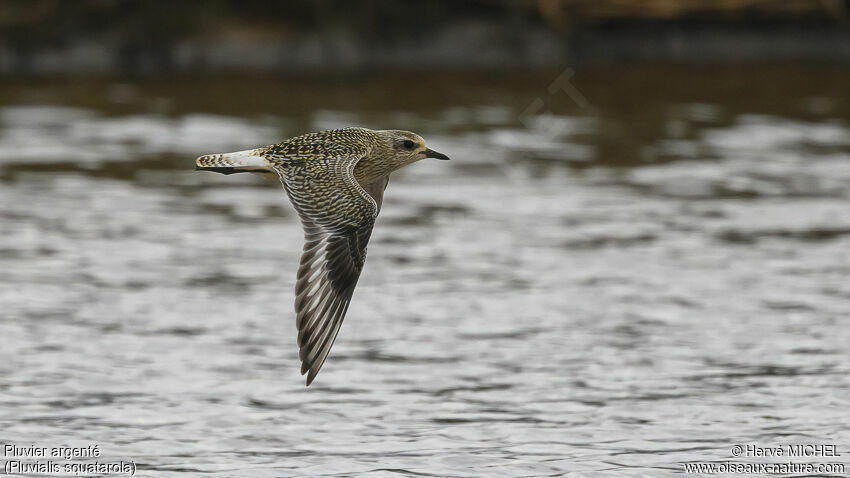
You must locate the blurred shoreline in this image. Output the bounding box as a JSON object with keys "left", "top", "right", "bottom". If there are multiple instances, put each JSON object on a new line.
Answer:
{"left": 1, "top": 0, "right": 849, "bottom": 74}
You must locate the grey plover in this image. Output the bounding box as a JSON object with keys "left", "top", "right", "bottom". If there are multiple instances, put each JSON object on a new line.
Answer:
{"left": 196, "top": 127, "right": 449, "bottom": 385}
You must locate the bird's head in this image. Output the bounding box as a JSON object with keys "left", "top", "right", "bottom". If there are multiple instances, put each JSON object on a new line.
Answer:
{"left": 378, "top": 130, "right": 450, "bottom": 169}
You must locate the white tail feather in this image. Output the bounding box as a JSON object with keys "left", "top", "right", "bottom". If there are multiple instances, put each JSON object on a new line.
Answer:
{"left": 195, "top": 149, "right": 273, "bottom": 172}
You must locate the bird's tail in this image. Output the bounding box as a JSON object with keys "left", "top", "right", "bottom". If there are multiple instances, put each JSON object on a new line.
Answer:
{"left": 195, "top": 149, "right": 273, "bottom": 175}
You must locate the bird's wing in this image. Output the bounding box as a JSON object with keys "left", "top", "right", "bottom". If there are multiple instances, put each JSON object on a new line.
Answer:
{"left": 277, "top": 155, "right": 379, "bottom": 386}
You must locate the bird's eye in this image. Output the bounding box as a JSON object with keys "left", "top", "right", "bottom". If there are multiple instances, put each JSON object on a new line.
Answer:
{"left": 402, "top": 140, "right": 416, "bottom": 150}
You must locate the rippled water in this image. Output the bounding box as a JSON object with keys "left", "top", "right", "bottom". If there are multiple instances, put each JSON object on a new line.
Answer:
{"left": 1, "top": 66, "right": 850, "bottom": 477}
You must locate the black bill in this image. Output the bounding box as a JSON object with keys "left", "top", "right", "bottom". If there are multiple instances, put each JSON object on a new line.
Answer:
{"left": 424, "top": 148, "right": 450, "bottom": 160}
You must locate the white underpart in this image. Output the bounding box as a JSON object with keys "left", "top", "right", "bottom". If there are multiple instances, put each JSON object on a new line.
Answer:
{"left": 220, "top": 149, "right": 273, "bottom": 171}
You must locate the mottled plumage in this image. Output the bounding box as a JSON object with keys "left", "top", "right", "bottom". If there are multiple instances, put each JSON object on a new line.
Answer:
{"left": 195, "top": 127, "right": 449, "bottom": 385}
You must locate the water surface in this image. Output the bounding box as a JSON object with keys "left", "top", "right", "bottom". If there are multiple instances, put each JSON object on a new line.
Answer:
{"left": 1, "top": 66, "right": 850, "bottom": 477}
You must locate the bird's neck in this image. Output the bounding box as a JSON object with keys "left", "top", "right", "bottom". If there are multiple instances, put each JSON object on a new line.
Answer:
{"left": 353, "top": 157, "right": 394, "bottom": 185}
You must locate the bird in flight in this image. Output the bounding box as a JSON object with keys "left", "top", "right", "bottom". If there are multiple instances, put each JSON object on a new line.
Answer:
{"left": 195, "top": 127, "right": 450, "bottom": 385}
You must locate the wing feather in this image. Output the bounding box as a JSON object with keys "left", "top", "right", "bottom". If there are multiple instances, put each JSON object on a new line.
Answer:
{"left": 277, "top": 154, "right": 380, "bottom": 385}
